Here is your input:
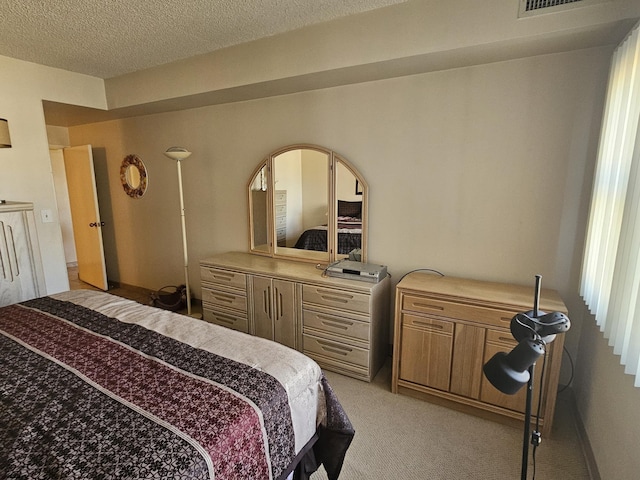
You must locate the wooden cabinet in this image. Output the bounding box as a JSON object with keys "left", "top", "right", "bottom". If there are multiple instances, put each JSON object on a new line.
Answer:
{"left": 392, "top": 273, "right": 567, "bottom": 435}
{"left": 0, "top": 202, "right": 46, "bottom": 307}
{"left": 200, "top": 251, "right": 390, "bottom": 381}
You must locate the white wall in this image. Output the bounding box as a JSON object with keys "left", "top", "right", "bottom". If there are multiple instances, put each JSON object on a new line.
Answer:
{"left": 67, "top": 48, "right": 609, "bottom": 340}
{"left": 0, "top": 55, "right": 106, "bottom": 293}
{"left": 574, "top": 307, "right": 640, "bottom": 479}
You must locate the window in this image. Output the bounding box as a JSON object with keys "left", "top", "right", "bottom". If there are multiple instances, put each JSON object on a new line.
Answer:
{"left": 581, "top": 21, "right": 640, "bottom": 387}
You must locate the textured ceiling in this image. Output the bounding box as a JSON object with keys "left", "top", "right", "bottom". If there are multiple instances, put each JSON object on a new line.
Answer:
{"left": 0, "top": 0, "right": 409, "bottom": 79}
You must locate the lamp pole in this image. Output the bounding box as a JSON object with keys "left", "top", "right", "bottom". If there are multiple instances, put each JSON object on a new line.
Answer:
{"left": 164, "top": 147, "right": 197, "bottom": 317}
{"left": 175, "top": 157, "right": 192, "bottom": 316}
{"left": 483, "top": 275, "right": 570, "bottom": 480}
{"left": 521, "top": 275, "right": 542, "bottom": 479}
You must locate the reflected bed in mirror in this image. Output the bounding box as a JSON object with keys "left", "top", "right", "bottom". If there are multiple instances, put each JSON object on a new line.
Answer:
{"left": 248, "top": 145, "right": 368, "bottom": 264}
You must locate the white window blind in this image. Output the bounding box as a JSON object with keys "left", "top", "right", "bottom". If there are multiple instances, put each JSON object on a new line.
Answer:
{"left": 581, "top": 21, "right": 640, "bottom": 387}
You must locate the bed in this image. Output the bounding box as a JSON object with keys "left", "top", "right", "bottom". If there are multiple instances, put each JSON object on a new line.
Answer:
{"left": 0, "top": 290, "right": 354, "bottom": 480}
{"left": 294, "top": 201, "right": 362, "bottom": 255}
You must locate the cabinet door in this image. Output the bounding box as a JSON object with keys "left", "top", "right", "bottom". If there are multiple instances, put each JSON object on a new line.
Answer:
{"left": 450, "top": 324, "right": 485, "bottom": 399}
{"left": 251, "top": 276, "right": 297, "bottom": 349}
{"left": 399, "top": 314, "right": 453, "bottom": 391}
{"left": 272, "top": 279, "right": 296, "bottom": 349}
{"left": 0, "top": 212, "right": 38, "bottom": 306}
{"left": 253, "top": 276, "right": 274, "bottom": 340}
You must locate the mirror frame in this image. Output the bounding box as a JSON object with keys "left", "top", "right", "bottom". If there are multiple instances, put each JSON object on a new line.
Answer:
{"left": 248, "top": 144, "right": 368, "bottom": 264}
{"left": 120, "top": 154, "right": 148, "bottom": 198}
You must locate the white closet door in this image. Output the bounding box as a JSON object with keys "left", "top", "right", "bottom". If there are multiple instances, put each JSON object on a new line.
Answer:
{"left": 0, "top": 210, "right": 38, "bottom": 306}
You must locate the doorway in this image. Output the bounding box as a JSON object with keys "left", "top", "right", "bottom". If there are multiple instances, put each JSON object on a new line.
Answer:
{"left": 49, "top": 145, "right": 108, "bottom": 290}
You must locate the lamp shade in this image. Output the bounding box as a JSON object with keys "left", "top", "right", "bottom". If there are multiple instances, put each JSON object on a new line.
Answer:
{"left": 483, "top": 338, "right": 545, "bottom": 395}
{"left": 164, "top": 146, "right": 191, "bottom": 161}
{"left": 510, "top": 311, "right": 571, "bottom": 344}
{"left": 0, "top": 119, "right": 11, "bottom": 148}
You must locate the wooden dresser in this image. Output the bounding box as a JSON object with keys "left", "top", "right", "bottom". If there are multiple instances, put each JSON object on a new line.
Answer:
{"left": 200, "top": 251, "right": 390, "bottom": 381}
{"left": 392, "top": 272, "right": 567, "bottom": 435}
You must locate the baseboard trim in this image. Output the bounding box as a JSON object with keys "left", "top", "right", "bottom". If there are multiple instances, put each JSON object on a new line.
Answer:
{"left": 566, "top": 387, "right": 601, "bottom": 480}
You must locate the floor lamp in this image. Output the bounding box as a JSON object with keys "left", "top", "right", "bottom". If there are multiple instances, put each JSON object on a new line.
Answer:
{"left": 483, "top": 275, "right": 570, "bottom": 479}
{"left": 164, "top": 146, "right": 198, "bottom": 318}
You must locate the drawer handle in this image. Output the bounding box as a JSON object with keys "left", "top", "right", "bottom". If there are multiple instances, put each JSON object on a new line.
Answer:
{"left": 498, "top": 336, "right": 513, "bottom": 342}
{"left": 316, "top": 288, "right": 354, "bottom": 303}
{"left": 319, "top": 294, "right": 353, "bottom": 304}
{"left": 209, "top": 270, "right": 235, "bottom": 282}
{"left": 316, "top": 339, "right": 352, "bottom": 356}
{"left": 500, "top": 317, "right": 511, "bottom": 323}
{"left": 214, "top": 315, "right": 235, "bottom": 325}
{"left": 412, "top": 302, "right": 444, "bottom": 311}
{"left": 412, "top": 319, "right": 444, "bottom": 329}
{"left": 317, "top": 315, "right": 353, "bottom": 330}
{"left": 210, "top": 293, "right": 235, "bottom": 304}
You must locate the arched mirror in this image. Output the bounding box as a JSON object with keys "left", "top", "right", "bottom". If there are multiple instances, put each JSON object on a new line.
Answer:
{"left": 120, "top": 154, "right": 148, "bottom": 198}
{"left": 249, "top": 144, "right": 367, "bottom": 263}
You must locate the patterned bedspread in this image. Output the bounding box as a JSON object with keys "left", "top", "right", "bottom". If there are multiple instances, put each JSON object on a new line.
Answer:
{"left": 0, "top": 292, "right": 353, "bottom": 480}
{"left": 294, "top": 226, "right": 362, "bottom": 255}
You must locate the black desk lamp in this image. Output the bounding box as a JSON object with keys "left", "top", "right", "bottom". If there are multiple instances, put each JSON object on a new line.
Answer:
{"left": 483, "top": 275, "right": 570, "bottom": 480}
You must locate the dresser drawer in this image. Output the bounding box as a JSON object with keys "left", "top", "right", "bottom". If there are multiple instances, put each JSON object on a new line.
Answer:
{"left": 202, "top": 287, "right": 247, "bottom": 312}
{"left": 275, "top": 204, "right": 286, "bottom": 216}
{"left": 303, "top": 285, "right": 370, "bottom": 315}
{"left": 303, "top": 333, "right": 369, "bottom": 368}
{"left": 401, "top": 294, "right": 513, "bottom": 329}
{"left": 275, "top": 191, "right": 287, "bottom": 205}
{"left": 485, "top": 329, "right": 517, "bottom": 347}
{"left": 200, "top": 267, "right": 247, "bottom": 290}
{"left": 402, "top": 313, "right": 454, "bottom": 335}
{"left": 303, "top": 309, "right": 370, "bottom": 343}
{"left": 203, "top": 306, "right": 249, "bottom": 333}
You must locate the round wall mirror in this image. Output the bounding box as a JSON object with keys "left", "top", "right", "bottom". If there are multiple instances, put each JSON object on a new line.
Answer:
{"left": 120, "top": 154, "right": 148, "bottom": 198}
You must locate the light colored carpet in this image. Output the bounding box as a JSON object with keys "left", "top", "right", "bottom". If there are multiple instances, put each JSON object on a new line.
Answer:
{"left": 312, "top": 361, "right": 590, "bottom": 479}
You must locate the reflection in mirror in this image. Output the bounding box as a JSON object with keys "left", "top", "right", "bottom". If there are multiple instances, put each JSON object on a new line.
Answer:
{"left": 248, "top": 145, "right": 367, "bottom": 263}
{"left": 335, "top": 162, "right": 364, "bottom": 259}
{"left": 120, "top": 154, "right": 148, "bottom": 198}
{"left": 249, "top": 163, "right": 270, "bottom": 253}
{"left": 125, "top": 165, "right": 141, "bottom": 188}
{"left": 274, "top": 149, "right": 329, "bottom": 261}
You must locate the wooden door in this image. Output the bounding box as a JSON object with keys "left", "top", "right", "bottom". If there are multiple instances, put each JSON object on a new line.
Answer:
{"left": 63, "top": 145, "right": 108, "bottom": 290}
{"left": 399, "top": 314, "right": 454, "bottom": 391}
{"left": 450, "top": 324, "right": 486, "bottom": 399}
{"left": 252, "top": 276, "right": 274, "bottom": 340}
{"left": 272, "top": 279, "right": 296, "bottom": 349}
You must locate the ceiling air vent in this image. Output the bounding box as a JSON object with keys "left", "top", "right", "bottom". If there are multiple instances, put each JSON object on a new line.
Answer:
{"left": 519, "top": 0, "right": 608, "bottom": 17}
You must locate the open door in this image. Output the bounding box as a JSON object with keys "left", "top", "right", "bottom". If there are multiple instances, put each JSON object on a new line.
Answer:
{"left": 63, "top": 145, "right": 108, "bottom": 290}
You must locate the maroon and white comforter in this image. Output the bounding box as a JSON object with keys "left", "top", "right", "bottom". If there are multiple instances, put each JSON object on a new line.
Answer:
{"left": 0, "top": 290, "right": 352, "bottom": 480}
